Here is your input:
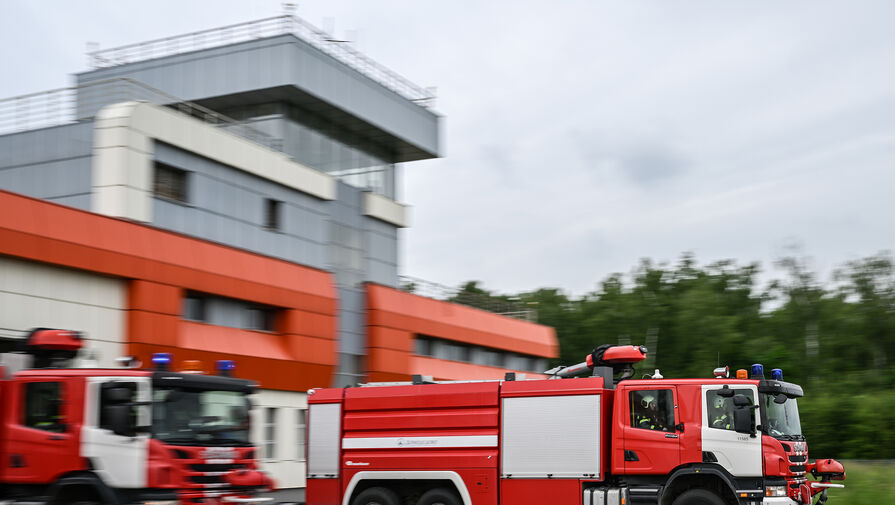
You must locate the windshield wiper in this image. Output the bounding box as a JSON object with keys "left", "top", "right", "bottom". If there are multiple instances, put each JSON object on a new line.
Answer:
{"left": 159, "top": 437, "right": 202, "bottom": 446}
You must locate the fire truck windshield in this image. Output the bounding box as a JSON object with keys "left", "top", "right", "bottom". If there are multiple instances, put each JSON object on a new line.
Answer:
{"left": 151, "top": 387, "right": 251, "bottom": 446}
{"left": 761, "top": 393, "right": 803, "bottom": 440}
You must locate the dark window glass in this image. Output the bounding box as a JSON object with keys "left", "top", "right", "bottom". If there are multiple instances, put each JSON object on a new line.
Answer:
{"left": 707, "top": 389, "right": 755, "bottom": 431}
{"left": 415, "top": 337, "right": 432, "bottom": 357}
{"left": 23, "top": 382, "right": 65, "bottom": 432}
{"left": 153, "top": 162, "right": 188, "bottom": 203}
{"left": 183, "top": 294, "right": 206, "bottom": 322}
{"left": 246, "top": 306, "right": 275, "bottom": 331}
{"left": 630, "top": 389, "right": 675, "bottom": 432}
{"left": 265, "top": 199, "right": 282, "bottom": 231}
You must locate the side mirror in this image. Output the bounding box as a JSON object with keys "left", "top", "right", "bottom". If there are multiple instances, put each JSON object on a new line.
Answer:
{"left": 106, "top": 404, "right": 135, "bottom": 437}
{"left": 732, "top": 394, "right": 757, "bottom": 437}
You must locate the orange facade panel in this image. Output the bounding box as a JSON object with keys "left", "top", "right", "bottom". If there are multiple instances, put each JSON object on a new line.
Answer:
{"left": 365, "top": 283, "right": 558, "bottom": 381}
{"left": 366, "top": 283, "right": 558, "bottom": 358}
{"left": 0, "top": 190, "right": 338, "bottom": 391}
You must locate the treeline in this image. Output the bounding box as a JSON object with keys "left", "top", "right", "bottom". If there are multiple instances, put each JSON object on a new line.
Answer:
{"left": 455, "top": 253, "right": 895, "bottom": 459}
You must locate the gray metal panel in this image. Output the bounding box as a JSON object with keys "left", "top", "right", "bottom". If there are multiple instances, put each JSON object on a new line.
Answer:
{"left": 150, "top": 142, "right": 330, "bottom": 269}
{"left": 501, "top": 395, "right": 601, "bottom": 479}
{"left": 76, "top": 34, "right": 439, "bottom": 160}
{"left": 308, "top": 403, "right": 341, "bottom": 478}
{"left": 0, "top": 124, "right": 94, "bottom": 205}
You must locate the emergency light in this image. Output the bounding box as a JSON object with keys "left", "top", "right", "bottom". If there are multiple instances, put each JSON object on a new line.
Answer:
{"left": 216, "top": 359, "right": 236, "bottom": 376}
{"left": 750, "top": 363, "right": 764, "bottom": 379}
{"left": 771, "top": 368, "right": 783, "bottom": 380}
{"left": 736, "top": 369, "right": 748, "bottom": 379}
{"left": 152, "top": 352, "right": 173, "bottom": 371}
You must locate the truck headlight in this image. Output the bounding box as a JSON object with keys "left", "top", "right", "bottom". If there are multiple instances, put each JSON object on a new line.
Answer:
{"left": 765, "top": 485, "right": 788, "bottom": 497}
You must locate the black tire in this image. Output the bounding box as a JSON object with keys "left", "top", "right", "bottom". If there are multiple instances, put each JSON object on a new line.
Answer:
{"left": 671, "top": 489, "right": 726, "bottom": 505}
{"left": 352, "top": 486, "right": 401, "bottom": 505}
{"left": 417, "top": 488, "right": 462, "bottom": 505}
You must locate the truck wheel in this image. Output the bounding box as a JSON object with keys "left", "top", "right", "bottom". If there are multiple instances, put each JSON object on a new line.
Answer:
{"left": 353, "top": 486, "right": 400, "bottom": 505}
{"left": 671, "top": 489, "right": 725, "bottom": 505}
{"left": 417, "top": 488, "right": 461, "bottom": 505}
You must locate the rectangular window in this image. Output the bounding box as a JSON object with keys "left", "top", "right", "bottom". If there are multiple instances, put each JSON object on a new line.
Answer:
{"left": 245, "top": 306, "right": 275, "bottom": 332}
{"left": 183, "top": 293, "right": 206, "bottom": 322}
{"left": 706, "top": 389, "right": 754, "bottom": 431}
{"left": 153, "top": 162, "right": 188, "bottom": 203}
{"left": 23, "top": 382, "right": 65, "bottom": 433}
{"left": 264, "top": 199, "right": 282, "bottom": 231}
{"left": 297, "top": 408, "right": 307, "bottom": 461}
{"left": 630, "top": 389, "right": 675, "bottom": 432}
{"left": 414, "top": 336, "right": 433, "bottom": 357}
{"left": 264, "top": 407, "right": 277, "bottom": 460}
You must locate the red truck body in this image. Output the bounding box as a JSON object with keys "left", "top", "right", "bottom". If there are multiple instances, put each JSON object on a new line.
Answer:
{"left": 307, "top": 346, "right": 845, "bottom": 505}
{"left": 0, "top": 329, "right": 272, "bottom": 505}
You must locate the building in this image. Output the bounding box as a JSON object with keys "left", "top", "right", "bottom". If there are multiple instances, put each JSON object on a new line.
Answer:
{"left": 0, "top": 14, "right": 557, "bottom": 500}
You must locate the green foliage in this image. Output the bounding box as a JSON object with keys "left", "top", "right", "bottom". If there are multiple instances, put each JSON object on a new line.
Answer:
{"left": 464, "top": 252, "right": 895, "bottom": 459}
{"left": 820, "top": 461, "right": 895, "bottom": 504}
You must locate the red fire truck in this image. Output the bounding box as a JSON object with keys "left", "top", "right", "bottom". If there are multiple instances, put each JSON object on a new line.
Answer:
{"left": 0, "top": 328, "right": 273, "bottom": 504}
{"left": 306, "top": 344, "right": 845, "bottom": 505}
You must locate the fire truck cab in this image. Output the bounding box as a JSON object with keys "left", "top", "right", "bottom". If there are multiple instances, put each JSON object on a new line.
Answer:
{"left": 306, "top": 345, "right": 844, "bottom": 505}
{"left": 0, "top": 328, "right": 273, "bottom": 505}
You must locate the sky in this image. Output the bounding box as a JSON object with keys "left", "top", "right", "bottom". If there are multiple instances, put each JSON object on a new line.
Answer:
{"left": 2, "top": 1, "right": 894, "bottom": 296}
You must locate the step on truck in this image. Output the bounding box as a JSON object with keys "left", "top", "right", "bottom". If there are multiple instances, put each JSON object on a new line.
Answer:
{"left": 0, "top": 328, "right": 274, "bottom": 504}
{"left": 306, "top": 344, "right": 845, "bottom": 505}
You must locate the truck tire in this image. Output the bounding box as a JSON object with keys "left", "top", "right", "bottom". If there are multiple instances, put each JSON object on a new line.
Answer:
{"left": 417, "top": 488, "right": 461, "bottom": 505}
{"left": 671, "top": 489, "right": 725, "bottom": 505}
{"left": 353, "top": 486, "right": 400, "bottom": 505}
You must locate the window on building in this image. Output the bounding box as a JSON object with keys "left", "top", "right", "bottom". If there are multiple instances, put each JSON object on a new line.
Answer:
{"left": 630, "top": 389, "right": 675, "bottom": 432}
{"left": 23, "top": 382, "right": 65, "bottom": 433}
{"left": 245, "top": 306, "right": 275, "bottom": 332}
{"left": 153, "top": 162, "right": 189, "bottom": 203}
{"left": 414, "top": 336, "right": 433, "bottom": 357}
{"left": 264, "top": 407, "right": 277, "bottom": 460}
{"left": 296, "top": 408, "right": 307, "bottom": 461}
{"left": 706, "top": 389, "right": 754, "bottom": 431}
{"left": 264, "top": 199, "right": 282, "bottom": 231}
{"left": 183, "top": 293, "right": 206, "bottom": 322}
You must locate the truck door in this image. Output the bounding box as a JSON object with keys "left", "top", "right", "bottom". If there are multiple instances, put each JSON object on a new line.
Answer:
{"left": 622, "top": 385, "right": 681, "bottom": 474}
{"left": 701, "top": 384, "right": 762, "bottom": 477}
{"left": 3, "top": 377, "right": 81, "bottom": 482}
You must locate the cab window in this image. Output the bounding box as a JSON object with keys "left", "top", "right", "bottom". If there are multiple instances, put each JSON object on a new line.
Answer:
{"left": 23, "top": 382, "right": 65, "bottom": 433}
{"left": 630, "top": 389, "right": 674, "bottom": 432}
{"left": 706, "top": 389, "right": 755, "bottom": 431}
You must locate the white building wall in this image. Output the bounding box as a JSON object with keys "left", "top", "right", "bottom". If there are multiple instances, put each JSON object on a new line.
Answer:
{"left": 250, "top": 388, "right": 308, "bottom": 491}
{"left": 0, "top": 256, "right": 126, "bottom": 367}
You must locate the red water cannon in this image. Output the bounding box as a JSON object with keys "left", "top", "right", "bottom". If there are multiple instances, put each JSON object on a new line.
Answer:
{"left": 805, "top": 459, "right": 846, "bottom": 504}
{"left": 25, "top": 328, "right": 84, "bottom": 368}
{"left": 548, "top": 344, "right": 647, "bottom": 387}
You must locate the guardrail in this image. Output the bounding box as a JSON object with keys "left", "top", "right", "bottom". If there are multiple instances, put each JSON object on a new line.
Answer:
{"left": 0, "top": 77, "right": 280, "bottom": 152}
{"left": 399, "top": 275, "right": 538, "bottom": 323}
{"left": 87, "top": 15, "right": 436, "bottom": 108}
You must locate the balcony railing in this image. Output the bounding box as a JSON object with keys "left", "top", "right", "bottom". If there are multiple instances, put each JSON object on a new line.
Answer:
{"left": 399, "top": 276, "right": 538, "bottom": 323}
{"left": 87, "top": 15, "right": 436, "bottom": 108}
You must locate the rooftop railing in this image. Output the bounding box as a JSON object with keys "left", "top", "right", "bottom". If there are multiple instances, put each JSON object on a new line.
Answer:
{"left": 87, "top": 15, "right": 436, "bottom": 108}
{"left": 399, "top": 275, "right": 539, "bottom": 323}
{"left": 0, "top": 77, "right": 280, "bottom": 151}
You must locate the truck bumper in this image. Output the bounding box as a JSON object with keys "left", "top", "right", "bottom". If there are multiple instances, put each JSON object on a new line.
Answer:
{"left": 763, "top": 498, "right": 800, "bottom": 505}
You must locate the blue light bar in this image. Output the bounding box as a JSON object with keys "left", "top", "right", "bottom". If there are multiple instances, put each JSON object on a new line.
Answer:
{"left": 750, "top": 363, "right": 764, "bottom": 379}
{"left": 216, "top": 360, "right": 236, "bottom": 376}
{"left": 771, "top": 368, "right": 783, "bottom": 380}
{"left": 152, "top": 353, "right": 172, "bottom": 370}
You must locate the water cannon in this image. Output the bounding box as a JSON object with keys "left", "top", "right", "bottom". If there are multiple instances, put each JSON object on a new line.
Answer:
{"left": 807, "top": 459, "right": 846, "bottom": 504}
{"left": 25, "top": 328, "right": 84, "bottom": 368}
{"left": 547, "top": 344, "right": 647, "bottom": 388}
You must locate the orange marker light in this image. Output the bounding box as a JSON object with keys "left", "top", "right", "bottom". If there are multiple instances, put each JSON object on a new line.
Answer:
{"left": 180, "top": 359, "right": 204, "bottom": 374}
{"left": 736, "top": 369, "right": 748, "bottom": 379}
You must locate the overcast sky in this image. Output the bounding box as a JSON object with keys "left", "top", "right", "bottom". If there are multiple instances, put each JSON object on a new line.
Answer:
{"left": 3, "top": 1, "right": 894, "bottom": 295}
